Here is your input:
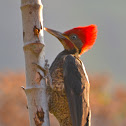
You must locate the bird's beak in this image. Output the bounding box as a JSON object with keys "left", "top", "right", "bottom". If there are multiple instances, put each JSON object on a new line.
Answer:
{"left": 44, "top": 27, "right": 67, "bottom": 40}
{"left": 44, "top": 27, "right": 80, "bottom": 53}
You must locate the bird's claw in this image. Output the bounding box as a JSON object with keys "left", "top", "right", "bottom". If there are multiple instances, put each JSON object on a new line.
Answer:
{"left": 44, "top": 59, "right": 50, "bottom": 76}
{"left": 32, "top": 60, "right": 53, "bottom": 88}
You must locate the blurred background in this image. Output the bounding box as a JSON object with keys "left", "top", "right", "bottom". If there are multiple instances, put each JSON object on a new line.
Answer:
{"left": 0, "top": 0, "right": 126, "bottom": 126}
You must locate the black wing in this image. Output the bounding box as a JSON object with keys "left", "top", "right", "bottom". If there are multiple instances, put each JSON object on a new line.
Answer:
{"left": 63, "top": 55, "right": 90, "bottom": 126}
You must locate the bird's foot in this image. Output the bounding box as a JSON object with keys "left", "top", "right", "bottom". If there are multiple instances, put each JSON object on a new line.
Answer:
{"left": 32, "top": 60, "right": 53, "bottom": 88}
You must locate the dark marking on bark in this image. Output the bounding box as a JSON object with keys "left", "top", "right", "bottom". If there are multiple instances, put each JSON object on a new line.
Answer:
{"left": 35, "top": 72, "right": 43, "bottom": 84}
{"left": 34, "top": 108, "right": 44, "bottom": 126}
{"left": 23, "top": 31, "right": 25, "bottom": 40}
{"left": 40, "top": 22, "right": 42, "bottom": 30}
{"left": 33, "top": 26, "right": 40, "bottom": 38}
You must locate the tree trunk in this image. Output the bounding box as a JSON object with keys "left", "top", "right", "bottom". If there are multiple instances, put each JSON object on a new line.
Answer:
{"left": 20, "top": 0, "right": 50, "bottom": 126}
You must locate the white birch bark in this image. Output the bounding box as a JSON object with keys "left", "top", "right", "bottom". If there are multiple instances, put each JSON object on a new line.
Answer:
{"left": 20, "top": 0, "right": 50, "bottom": 126}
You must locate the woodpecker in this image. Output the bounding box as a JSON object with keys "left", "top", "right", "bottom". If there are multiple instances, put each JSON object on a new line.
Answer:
{"left": 45, "top": 25, "right": 97, "bottom": 126}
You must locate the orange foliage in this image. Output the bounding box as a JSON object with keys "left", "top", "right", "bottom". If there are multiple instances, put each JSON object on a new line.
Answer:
{"left": 0, "top": 72, "right": 29, "bottom": 126}
{"left": 0, "top": 72, "right": 126, "bottom": 126}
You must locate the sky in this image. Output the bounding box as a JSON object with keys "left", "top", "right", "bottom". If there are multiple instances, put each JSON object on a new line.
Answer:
{"left": 0, "top": 0, "right": 126, "bottom": 86}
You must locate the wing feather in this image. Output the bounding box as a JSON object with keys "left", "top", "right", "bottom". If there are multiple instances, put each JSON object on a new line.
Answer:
{"left": 63, "top": 55, "right": 89, "bottom": 126}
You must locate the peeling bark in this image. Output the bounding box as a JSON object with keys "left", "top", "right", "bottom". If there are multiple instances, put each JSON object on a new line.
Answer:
{"left": 20, "top": 0, "right": 50, "bottom": 126}
{"left": 34, "top": 108, "right": 45, "bottom": 126}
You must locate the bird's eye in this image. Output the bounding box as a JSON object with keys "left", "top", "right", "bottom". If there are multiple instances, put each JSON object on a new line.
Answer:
{"left": 71, "top": 35, "right": 77, "bottom": 40}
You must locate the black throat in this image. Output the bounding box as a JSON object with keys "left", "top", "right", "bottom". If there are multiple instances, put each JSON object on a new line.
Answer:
{"left": 64, "top": 49, "right": 81, "bottom": 54}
